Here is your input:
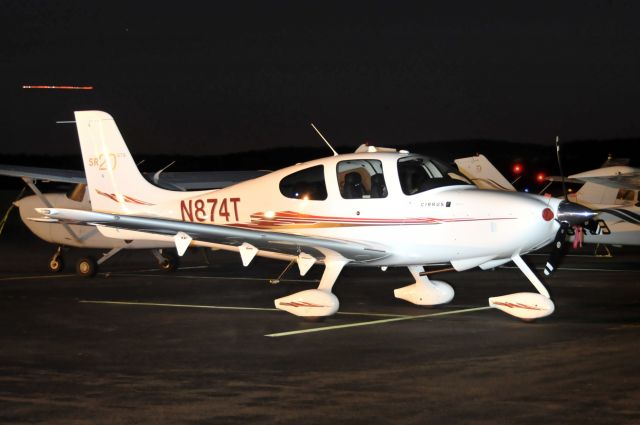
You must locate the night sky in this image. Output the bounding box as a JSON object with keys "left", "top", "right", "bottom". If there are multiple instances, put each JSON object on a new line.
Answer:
{"left": 2, "top": 1, "right": 640, "bottom": 156}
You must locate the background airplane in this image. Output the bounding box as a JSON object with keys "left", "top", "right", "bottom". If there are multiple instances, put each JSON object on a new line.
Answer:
{"left": 37, "top": 111, "right": 596, "bottom": 321}
{"left": 0, "top": 164, "right": 269, "bottom": 276}
{"left": 560, "top": 163, "right": 639, "bottom": 246}
{"left": 454, "top": 154, "right": 517, "bottom": 192}
{"left": 455, "top": 154, "right": 638, "bottom": 248}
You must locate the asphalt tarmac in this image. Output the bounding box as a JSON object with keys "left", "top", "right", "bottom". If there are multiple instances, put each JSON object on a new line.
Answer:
{"left": 0, "top": 223, "right": 639, "bottom": 424}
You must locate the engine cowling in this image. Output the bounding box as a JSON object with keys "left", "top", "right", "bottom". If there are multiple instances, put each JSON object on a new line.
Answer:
{"left": 489, "top": 292, "right": 555, "bottom": 320}
{"left": 275, "top": 289, "right": 339, "bottom": 317}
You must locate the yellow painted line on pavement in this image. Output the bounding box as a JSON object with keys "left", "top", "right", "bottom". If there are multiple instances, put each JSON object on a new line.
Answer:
{"left": 80, "top": 300, "right": 279, "bottom": 313}
{"left": 0, "top": 274, "right": 74, "bottom": 282}
{"left": 79, "top": 300, "right": 406, "bottom": 318}
{"left": 265, "top": 306, "right": 493, "bottom": 337}
{"left": 112, "top": 273, "right": 320, "bottom": 283}
{"left": 500, "top": 265, "right": 638, "bottom": 272}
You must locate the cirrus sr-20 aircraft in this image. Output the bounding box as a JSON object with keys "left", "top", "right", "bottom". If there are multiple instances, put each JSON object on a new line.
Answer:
{"left": 35, "top": 111, "right": 598, "bottom": 321}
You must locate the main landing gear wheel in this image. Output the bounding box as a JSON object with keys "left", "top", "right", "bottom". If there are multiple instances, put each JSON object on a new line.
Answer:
{"left": 76, "top": 256, "right": 98, "bottom": 278}
{"left": 159, "top": 251, "right": 179, "bottom": 272}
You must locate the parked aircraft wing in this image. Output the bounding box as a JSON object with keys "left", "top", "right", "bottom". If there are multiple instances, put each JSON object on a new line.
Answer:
{"left": 0, "top": 164, "right": 270, "bottom": 190}
{"left": 36, "top": 208, "right": 391, "bottom": 263}
{"left": 544, "top": 176, "right": 583, "bottom": 184}
{"left": 154, "top": 170, "right": 271, "bottom": 190}
{"left": 0, "top": 164, "right": 85, "bottom": 184}
{"left": 569, "top": 166, "right": 640, "bottom": 190}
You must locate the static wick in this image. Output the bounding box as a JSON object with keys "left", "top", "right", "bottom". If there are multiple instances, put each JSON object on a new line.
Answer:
{"left": 22, "top": 85, "right": 93, "bottom": 90}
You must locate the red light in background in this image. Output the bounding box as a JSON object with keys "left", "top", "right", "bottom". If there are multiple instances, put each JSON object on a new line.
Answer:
{"left": 512, "top": 163, "right": 523, "bottom": 174}
{"left": 536, "top": 172, "right": 546, "bottom": 183}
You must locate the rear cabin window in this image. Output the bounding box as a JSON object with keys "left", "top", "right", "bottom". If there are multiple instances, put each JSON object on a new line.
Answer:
{"left": 66, "top": 183, "right": 87, "bottom": 202}
{"left": 616, "top": 189, "right": 636, "bottom": 202}
{"left": 337, "top": 159, "right": 388, "bottom": 199}
{"left": 279, "top": 165, "right": 328, "bottom": 200}
{"left": 398, "top": 156, "right": 471, "bottom": 195}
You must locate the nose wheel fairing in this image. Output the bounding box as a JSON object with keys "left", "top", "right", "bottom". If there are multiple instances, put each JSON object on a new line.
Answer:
{"left": 489, "top": 254, "right": 555, "bottom": 320}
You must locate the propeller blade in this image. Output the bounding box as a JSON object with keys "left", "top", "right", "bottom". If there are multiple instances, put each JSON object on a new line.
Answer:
{"left": 544, "top": 223, "right": 569, "bottom": 276}
{"left": 555, "top": 136, "right": 568, "bottom": 201}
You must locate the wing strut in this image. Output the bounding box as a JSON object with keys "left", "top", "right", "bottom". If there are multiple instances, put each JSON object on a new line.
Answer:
{"left": 0, "top": 187, "right": 25, "bottom": 236}
{"left": 21, "top": 177, "right": 81, "bottom": 244}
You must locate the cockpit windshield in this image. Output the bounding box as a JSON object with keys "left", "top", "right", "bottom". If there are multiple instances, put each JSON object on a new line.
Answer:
{"left": 397, "top": 156, "right": 471, "bottom": 195}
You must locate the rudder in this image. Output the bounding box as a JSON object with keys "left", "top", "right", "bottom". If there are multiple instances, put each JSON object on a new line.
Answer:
{"left": 74, "top": 111, "right": 172, "bottom": 213}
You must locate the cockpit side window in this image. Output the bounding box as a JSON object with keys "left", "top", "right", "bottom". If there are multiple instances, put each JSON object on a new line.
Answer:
{"left": 337, "top": 159, "right": 387, "bottom": 199}
{"left": 279, "top": 165, "right": 327, "bottom": 200}
{"left": 616, "top": 189, "right": 635, "bottom": 202}
{"left": 398, "top": 156, "right": 471, "bottom": 195}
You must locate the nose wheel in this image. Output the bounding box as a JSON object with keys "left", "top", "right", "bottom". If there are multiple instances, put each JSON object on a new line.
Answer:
{"left": 49, "top": 257, "right": 64, "bottom": 273}
{"left": 489, "top": 254, "right": 555, "bottom": 320}
{"left": 48, "top": 246, "right": 65, "bottom": 273}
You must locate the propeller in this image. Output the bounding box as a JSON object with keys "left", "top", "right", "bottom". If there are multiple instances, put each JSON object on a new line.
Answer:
{"left": 544, "top": 138, "right": 598, "bottom": 276}
{"left": 544, "top": 222, "right": 568, "bottom": 276}
{"left": 544, "top": 201, "right": 597, "bottom": 276}
{"left": 555, "top": 136, "right": 568, "bottom": 201}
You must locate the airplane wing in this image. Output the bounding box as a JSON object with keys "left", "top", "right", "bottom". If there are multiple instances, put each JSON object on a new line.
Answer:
{"left": 0, "top": 164, "right": 270, "bottom": 190}
{"left": 37, "top": 208, "right": 391, "bottom": 263}
{"left": 569, "top": 166, "right": 640, "bottom": 190}
{"left": 544, "top": 176, "right": 583, "bottom": 184}
{"left": 153, "top": 170, "right": 270, "bottom": 190}
{"left": 0, "top": 164, "right": 86, "bottom": 184}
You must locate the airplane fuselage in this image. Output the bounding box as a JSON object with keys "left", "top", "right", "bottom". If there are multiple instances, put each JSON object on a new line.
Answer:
{"left": 15, "top": 193, "right": 172, "bottom": 249}
{"left": 94, "top": 152, "right": 562, "bottom": 269}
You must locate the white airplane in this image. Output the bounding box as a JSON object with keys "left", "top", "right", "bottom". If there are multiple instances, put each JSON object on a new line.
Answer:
{"left": 455, "top": 154, "right": 639, "bottom": 248}
{"left": 1, "top": 165, "right": 268, "bottom": 275}
{"left": 563, "top": 164, "right": 639, "bottom": 246}
{"left": 36, "top": 111, "right": 597, "bottom": 321}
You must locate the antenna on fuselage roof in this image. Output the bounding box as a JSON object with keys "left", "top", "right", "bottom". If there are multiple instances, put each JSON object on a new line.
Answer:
{"left": 310, "top": 123, "right": 338, "bottom": 156}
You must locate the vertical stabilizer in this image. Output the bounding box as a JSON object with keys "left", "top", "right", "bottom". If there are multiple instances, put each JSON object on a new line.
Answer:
{"left": 575, "top": 181, "right": 618, "bottom": 206}
{"left": 74, "top": 111, "right": 172, "bottom": 213}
